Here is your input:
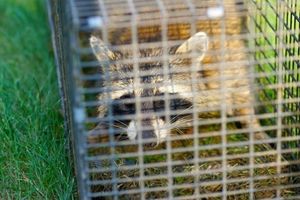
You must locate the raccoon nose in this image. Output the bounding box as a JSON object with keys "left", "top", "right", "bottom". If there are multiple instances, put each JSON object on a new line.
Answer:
{"left": 142, "top": 130, "right": 156, "bottom": 140}
{"left": 142, "top": 130, "right": 156, "bottom": 148}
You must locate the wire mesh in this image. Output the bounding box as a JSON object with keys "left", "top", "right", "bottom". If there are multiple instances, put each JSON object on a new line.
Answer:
{"left": 52, "top": 0, "right": 300, "bottom": 199}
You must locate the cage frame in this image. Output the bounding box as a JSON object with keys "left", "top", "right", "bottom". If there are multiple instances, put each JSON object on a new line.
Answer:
{"left": 47, "top": 0, "right": 300, "bottom": 199}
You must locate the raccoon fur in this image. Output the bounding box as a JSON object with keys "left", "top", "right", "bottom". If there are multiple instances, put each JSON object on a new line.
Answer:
{"left": 89, "top": 31, "right": 270, "bottom": 147}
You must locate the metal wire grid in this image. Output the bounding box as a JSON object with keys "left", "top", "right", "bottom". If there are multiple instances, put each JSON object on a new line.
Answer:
{"left": 56, "top": 0, "right": 300, "bottom": 199}
{"left": 249, "top": 0, "right": 300, "bottom": 164}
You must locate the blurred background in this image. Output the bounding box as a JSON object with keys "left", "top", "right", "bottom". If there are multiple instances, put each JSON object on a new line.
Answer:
{"left": 0, "top": 0, "right": 74, "bottom": 199}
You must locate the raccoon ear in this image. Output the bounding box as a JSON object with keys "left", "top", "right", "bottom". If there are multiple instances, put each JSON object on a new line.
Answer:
{"left": 90, "top": 36, "right": 115, "bottom": 61}
{"left": 174, "top": 32, "right": 208, "bottom": 61}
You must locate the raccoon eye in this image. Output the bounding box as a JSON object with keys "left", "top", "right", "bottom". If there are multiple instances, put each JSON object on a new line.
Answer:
{"left": 168, "top": 98, "right": 193, "bottom": 122}
{"left": 153, "top": 100, "right": 165, "bottom": 112}
{"left": 116, "top": 103, "right": 135, "bottom": 114}
{"left": 112, "top": 94, "right": 135, "bottom": 115}
{"left": 169, "top": 98, "right": 192, "bottom": 111}
{"left": 152, "top": 94, "right": 192, "bottom": 113}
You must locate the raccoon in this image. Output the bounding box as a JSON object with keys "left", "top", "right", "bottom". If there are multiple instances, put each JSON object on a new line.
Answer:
{"left": 89, "top": 31, "right": 270, "bottom": 147}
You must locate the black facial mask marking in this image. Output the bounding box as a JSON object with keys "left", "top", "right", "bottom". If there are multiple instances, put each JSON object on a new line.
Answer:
{"left": 112, "top": 93, "right": 135, "bottom": 116}
{"left": 109, "top": 92, "right": 193, "bottom": 140}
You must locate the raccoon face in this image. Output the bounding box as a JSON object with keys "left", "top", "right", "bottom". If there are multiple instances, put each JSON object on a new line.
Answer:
{"left": 111, "top": 92, "right": 193, "bottom": 145}
{"left": 90, "top": 32, "right": 208, "bottom": 146}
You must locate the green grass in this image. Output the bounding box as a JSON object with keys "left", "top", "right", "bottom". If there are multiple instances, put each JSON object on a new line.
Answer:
{"left": 254, "top": 0, "right": 300, "bottom": 161}
{"left": 0, "top": 0, "right": 75, "bottom": 199}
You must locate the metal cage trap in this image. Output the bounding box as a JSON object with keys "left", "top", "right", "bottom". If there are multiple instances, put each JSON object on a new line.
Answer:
{"left": 47, "top": 0, "right": 300, "bottom": 199}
